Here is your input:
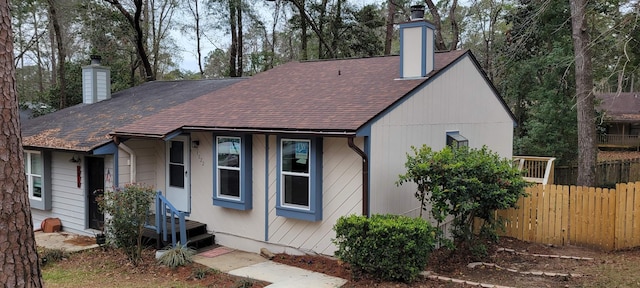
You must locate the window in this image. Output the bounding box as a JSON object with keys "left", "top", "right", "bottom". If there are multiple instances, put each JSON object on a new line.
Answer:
{"left": 276, "top": 137, "right": 323, "bottom": 221}
{"left": 24, "top": 150, "right": 51, "bottom": 210}
{"left": 446, "top": 131, "right": 468, "bottom": 148}
{"left": 25, "top": 151, "right": 43, "bottom": 199}
{"left": 212, "top": 135, "right": 252, "bottom": 210}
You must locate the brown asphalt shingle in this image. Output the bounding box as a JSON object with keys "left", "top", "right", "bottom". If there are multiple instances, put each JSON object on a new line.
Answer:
{"left": 21, "top": 79, "right": 244, "bottom": 151}
{"left": 115, "top": 50, "right": 468, "bottom": 137}
{"left": 597, "top": 92, "right": 640, "bottom": 122}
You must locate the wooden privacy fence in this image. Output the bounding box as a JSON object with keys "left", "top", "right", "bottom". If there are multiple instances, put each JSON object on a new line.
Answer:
{"left": 554, "top": 158, "right": 640, "bottom": 187}
{"left": 497, "top": 182, "right": 640, "bottom": 251}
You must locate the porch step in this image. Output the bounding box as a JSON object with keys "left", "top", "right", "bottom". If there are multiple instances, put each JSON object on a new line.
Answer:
{"left": 142, "top": 218, "right": 215, "bottom": 250}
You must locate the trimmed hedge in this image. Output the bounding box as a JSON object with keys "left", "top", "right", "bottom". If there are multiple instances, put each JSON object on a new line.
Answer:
{"left": 333, "top": 214, "right": 437, "bottom": 282}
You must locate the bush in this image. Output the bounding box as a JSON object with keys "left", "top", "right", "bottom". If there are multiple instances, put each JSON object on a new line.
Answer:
{"left": 396, "top": 145, "right": 530, "bottom": 245}
{"left": 333, "top": 214, "right": 437, "bottom": 283}
{"left": 97, "top": 183, "right": 156, "bottom": 263}
{"left": 157, "top": 242, "right": 195, "bottom": 268}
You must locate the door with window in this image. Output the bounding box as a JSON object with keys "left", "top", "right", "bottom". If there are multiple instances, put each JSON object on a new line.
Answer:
{"left": 166, "top": 136, "right": 190, "bottom": 212}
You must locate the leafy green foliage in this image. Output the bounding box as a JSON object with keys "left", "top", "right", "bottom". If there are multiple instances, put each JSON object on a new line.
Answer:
{"left": 396, "top": 145, "right": 530, "bottom": 244}
{"left": 97, "top": 183, "right": 156, "bottom": 264}
{"left": 333, "top": 214, "right": 437, "bottom": 283}
{"left": 157, "top": 242, "right": 196, "bottom": 268}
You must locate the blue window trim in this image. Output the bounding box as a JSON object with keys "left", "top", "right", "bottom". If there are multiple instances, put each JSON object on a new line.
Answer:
{"left": 212, "top": 133, "right": 253, "bottom": 210}
{"left": 275, "top": 136, "right": 323, "bottom": 222}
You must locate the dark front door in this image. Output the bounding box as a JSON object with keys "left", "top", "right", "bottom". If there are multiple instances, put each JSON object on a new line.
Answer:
{"left": 87, "top": 157, "right": 104, "bottom": 230}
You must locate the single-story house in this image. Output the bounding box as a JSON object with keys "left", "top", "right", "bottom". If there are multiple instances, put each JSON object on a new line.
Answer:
{"left": 23, "top": 16, "right": 515, "bottom": 255}
{"left": 597, "top": 92, "right": 640, "bottom": 148}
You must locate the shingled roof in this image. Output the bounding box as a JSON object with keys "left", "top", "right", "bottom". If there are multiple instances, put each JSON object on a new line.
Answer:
{"left": 597, "top": 92, "right": 640, "bottom": 122}
{"left": 21, "top": 79, "right": 244, "bottom": 152}
{"left": 114, "top": 50, "right": 469, "bottom": 138}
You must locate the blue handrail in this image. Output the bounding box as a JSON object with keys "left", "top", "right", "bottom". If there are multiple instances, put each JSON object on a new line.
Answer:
{"left": 148, "top": 191, "right": 186, "bottom": 247}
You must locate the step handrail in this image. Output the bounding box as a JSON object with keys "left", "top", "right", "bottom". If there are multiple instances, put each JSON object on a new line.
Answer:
{"left": 150, "top": 191, "right": 187, "bottom": 247}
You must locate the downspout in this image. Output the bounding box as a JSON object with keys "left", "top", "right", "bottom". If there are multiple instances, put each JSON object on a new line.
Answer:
{"left": 118, "top": 142, "right": 136, "bottom": 183}
{"left": 348, "top": 137, "right": 369, "bottom": 217}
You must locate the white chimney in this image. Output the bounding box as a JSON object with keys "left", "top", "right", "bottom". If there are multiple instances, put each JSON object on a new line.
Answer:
{"left": 82, "top": 55, "right": 111, "bottom": 104}
{"left": 399, "top": 5, "right": 435, "bottom": 79}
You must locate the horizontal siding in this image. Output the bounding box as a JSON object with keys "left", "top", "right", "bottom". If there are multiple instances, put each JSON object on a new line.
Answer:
{"left": 370, "top": 55, "right": 514, "bottom": 218}
{"left": 32, "top": 152, "right": 87, "bottom": 235}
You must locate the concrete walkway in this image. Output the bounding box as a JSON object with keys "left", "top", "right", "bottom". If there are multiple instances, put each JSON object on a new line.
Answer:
{"left": 34, "top": 231, "right": 99, "bottom": 252}
{"left": 193, "top": 247, "right": 347, "bottom": 288}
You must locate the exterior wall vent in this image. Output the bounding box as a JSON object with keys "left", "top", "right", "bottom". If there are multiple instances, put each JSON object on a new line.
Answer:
{"left": 82, "top": 55, "right": 111, "bottom": 104}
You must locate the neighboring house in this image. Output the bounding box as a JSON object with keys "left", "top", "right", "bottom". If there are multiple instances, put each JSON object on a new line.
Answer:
{"left": 21, "top": 57, "right": 244, "bottom": 234}
{"left": 23, "top": 16, "right": 515, "bottom": 255}
{"left": 109, "top": 19, "right": 515, "bottom": 254}
{"left": 597, "top": 92, "right": 640, "bottom": 149}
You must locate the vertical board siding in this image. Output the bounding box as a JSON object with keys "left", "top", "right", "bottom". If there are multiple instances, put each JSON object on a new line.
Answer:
{"left": 496, "top": 183, "right": 640, "bottom": 251}
{"left": 370, "top": 55, "right": 514, "bottom": 218}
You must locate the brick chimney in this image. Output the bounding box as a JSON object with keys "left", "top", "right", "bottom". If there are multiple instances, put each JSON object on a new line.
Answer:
{"left": 82, "top": 55, "right": 111, "bottom": 104}
{"left": 399, "top": 5, "right": 435, "bottom": 79}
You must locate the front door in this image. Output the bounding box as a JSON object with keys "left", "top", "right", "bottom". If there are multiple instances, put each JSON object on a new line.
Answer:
{"left": 87, "top": 157, "right": 104, "bottom": 230}
{"left": 166, "top": 136, "right": 190, "bottom": 212}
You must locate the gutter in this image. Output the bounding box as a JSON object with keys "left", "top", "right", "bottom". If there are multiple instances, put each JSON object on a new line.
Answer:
{"left": 117, "top": 142, "right": 137, "bottom": 183}
{"left": 348, "top": 137, "right": 369, "bottom": 217}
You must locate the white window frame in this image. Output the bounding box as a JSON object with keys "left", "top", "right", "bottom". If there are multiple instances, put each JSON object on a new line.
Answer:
{"left": 216, "top": 136, "right": 242, "bottom": 200}
{"left": 24, "top": 150, "right": 43, "bottom": 200}
{"left": 280, "top": 139, "right": 312, "bottom": 210}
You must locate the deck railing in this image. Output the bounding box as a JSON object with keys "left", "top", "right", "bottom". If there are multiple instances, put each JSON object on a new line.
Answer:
{"left": 598, "top": 134, "right": 640, "bottom": 147}
{"left": 145, "top": 191, "right": 187, "bottom": 248}
{"left": 513, "top": 156, "right": 556, "bottom": 185}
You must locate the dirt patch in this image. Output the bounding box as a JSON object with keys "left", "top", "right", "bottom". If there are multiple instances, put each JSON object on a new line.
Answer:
{"left": 43, "top": 247, "right": 270, "bottom": 287}
{"left": 274, "top": 237, "right": 640, "bottom": 288}
{"left": 62, "top": 235, "right": 97, "bottom": 246}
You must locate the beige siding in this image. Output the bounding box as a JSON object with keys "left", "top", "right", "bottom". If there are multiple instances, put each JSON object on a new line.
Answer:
{"left": 369, "top": 55, "right": 514, "bottom": 217}
{"left": 118, "top": 139, "right": 162, "bottom": 188}
{"left": 402, "top": 26, "right": 423, "bottom": 78}
{"left": 32, "top": 152, "right": 87, "bottom": 235}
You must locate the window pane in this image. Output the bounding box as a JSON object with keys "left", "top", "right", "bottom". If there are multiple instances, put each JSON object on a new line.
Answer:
{"left": 284, "top": 175, "right": 309, "bottom": 206}
{"left": 169, "top": 164, "right": 184, "bottom": 188}
{"left": 219, "top": 169, "right": 240, "bottom": 197}
{"left": 31, "top": 153, "right": 42, "bottom": 175}
{"left": 169, "top": 141, "right": 184, "bottom": 164}
{"left": 32, "top": 176, "right": 42, "bottom": 198}
{"left": 218, "top": 137, "right": 240, "bottom": 168}
{"left": 282, "top": 140, "right": 309, "bottom": 173}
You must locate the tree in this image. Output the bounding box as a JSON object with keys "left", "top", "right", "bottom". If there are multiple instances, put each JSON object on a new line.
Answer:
{"left": 47, "top": 0, "right": 67, "bottom": 109}
{"left": 569, "top": 0, "right": 597, "bottom": 186}
{"left": 0, "top": 0, "right": 43, "bottom": 285}
{"left": 104, "top": 0, "right": 156, "bottom": 81}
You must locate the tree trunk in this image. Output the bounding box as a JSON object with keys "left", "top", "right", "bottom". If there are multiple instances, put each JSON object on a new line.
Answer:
{"left": 190, "top": 0, "right": 204, "bottom": 77}
{"left": 425, "top": 0, "right": 447, "bottom": 51}
{"left": 237, "top": 1, "right": 243, "bottom": 77}
{"left": 0, "top": 0, "right": 44, "bottom": 286}
{"left": 105, "top": 0, "right": 156, "bottom": 81}
{"left": 384, "top": 0, "right": 396, "bottom": 55}
{"left": 570, "top": 0, "right": 597, "bottom": 186}
{"left": 48, "top": 8, "right": 57, "bottom": 87}
{"left": 229, "top": 0, "right": 238, "bottom": 77}
{"left": 48, "top": 0, "right": 66, "bottom": 109}
{"left": 449, "top": 0, "right": 459, "bottom": 50}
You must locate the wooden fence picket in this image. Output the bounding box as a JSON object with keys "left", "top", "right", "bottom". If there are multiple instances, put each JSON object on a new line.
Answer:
{"left": 494, "top": 181, "right": 640, "bottom": 251}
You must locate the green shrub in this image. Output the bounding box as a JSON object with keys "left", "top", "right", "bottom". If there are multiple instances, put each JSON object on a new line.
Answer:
{"left": 39, "top": 248, "right": 69, "bottom": 266}
{"left": 333, "top": 214, "right": 437, "bottom": 283}
{"left": 97, "top": 183, "right": 156, "bottom": 263}
{"left": 397, "top": 145, "right": 530, "bottom": 245}
{"left": 157, "top": 242, "right": 195, "bottom": 268}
